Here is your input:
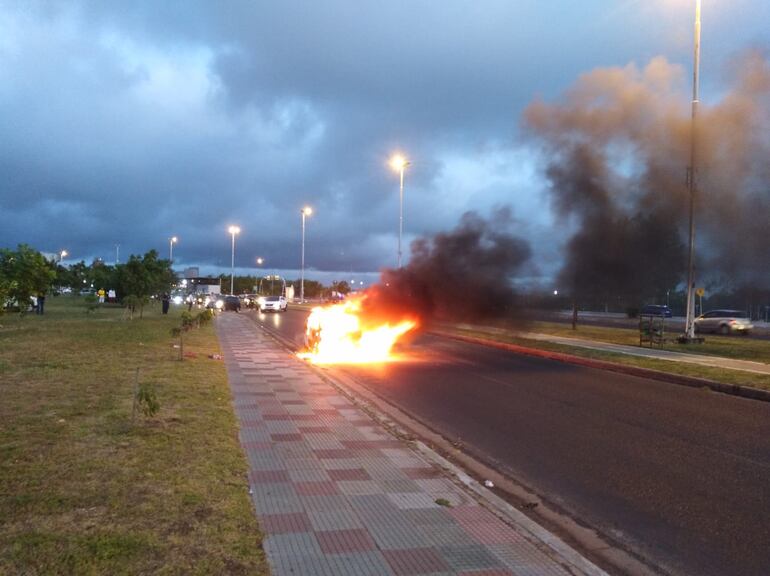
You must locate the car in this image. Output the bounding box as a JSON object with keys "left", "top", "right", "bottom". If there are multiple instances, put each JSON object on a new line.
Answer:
{"left": 223, "top": 295, "right": 241, "bottom": 312}
{"left": 640, "top": 304, "right": 673, "bottom": 318}
{"left": 205, "top": 295, "right": 223, "bottom": 310}
{"left": 242, "top": 294, "right": 259, "bottom": 309}
{"left": 694, "top": 310, "right": 753, "bottom": 335}
{"left": 259, "top": 295, "right": 287, "bottom": 313}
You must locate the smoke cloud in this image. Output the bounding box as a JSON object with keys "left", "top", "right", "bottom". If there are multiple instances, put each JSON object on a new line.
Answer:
{"left": 359, "top": 208, "right": 531, "bottom": 326}
{"left": 524, "top": 51, "right": 770, "bottom": 302}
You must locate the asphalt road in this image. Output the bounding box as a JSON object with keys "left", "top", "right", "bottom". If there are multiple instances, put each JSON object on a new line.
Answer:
{"left": 249, "top": 308, "right": 770, "bottom": 576}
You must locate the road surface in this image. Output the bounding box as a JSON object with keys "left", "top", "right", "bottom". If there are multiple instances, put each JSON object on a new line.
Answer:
{"left": 248, "top": 308, "right": 770, "bottom": 576}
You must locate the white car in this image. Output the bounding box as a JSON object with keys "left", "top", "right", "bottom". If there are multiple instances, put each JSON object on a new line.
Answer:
{"left": 694, "top": 310, "right": 753, "bottom": 335}
{"left": 259, "top": 295, "right": 287, "bottom": 313}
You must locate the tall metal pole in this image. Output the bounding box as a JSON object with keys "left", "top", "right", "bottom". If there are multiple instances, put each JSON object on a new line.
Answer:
{"left": 301, "top": 210, "right": 306, "bottom": 303}
{"left": 398, "top": 165, "right": 404, "bottom": 269}
{"left": 684, "top": 0, "right": 701, "bottom": 340}
{"left": 115, "top": 244, "right": 120, "bottom": 265}
{"left": 230, "top": 232, "right": 236, "bottom": 294}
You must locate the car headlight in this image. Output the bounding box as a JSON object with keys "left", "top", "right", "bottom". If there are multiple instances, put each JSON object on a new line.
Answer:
{"left": 215, "top": 299, "right": 224, "bottom": 309}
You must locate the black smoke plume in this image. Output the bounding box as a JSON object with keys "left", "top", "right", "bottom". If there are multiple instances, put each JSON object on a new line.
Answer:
{"left": 524, "top": 52, "right": 770, "bottom": 305}
{"left": 358, "top": 208, "right": 531, "bottom": 326}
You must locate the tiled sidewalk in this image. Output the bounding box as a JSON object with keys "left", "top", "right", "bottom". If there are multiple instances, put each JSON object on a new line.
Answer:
{"left": 216, "top": 313, "right": 606, "bottom": 576}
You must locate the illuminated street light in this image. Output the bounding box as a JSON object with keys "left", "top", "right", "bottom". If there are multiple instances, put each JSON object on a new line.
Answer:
{"left": 228, "top": 225, "right": 240, "bottom": 294}
{"left": 169, "top": 236, "right": 178, "bottom": 262}
{"left": 300, "top": 207, "right": 312, "bottom": 303}
{"left": 59, "top": 249, "right": 68, "bottom": 263}
{"left": 683, "top": 0, "right": 702, "bottom": 341}
{"left": 389, "top": 153, "right": 411, "bottom": 268}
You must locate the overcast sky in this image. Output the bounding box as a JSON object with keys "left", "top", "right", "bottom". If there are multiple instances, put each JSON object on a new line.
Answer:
{"left": 1, "top": 0, "right": 768, "bottom": 284}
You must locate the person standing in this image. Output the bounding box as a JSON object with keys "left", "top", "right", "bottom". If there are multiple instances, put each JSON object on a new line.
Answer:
{"left": 161, "top": 292, "right": 170, "bottom": 315}
{"left": 97, "top": 288, "right": 105, "bottom": 303}
{"left": 36, "top": 292, "right": 46, "bottom": 315}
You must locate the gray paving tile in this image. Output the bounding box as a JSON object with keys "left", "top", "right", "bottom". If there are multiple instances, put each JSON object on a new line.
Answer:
{"left": 288, "top": 468, "right": 331, "bottom": 483}
{"left": 438, "top": 543, "right": 507, "bottom": 572}
{"left": 321, "top": 551, "right": 395, "bottom": 576}
{"left": 308, "top": 508, "right": 365, "bottom": 532}
{"left": 487, "top": 543, "right": 573, "bottom": 576}
{"left": 250, "top": 483, "right": 304, "bottom": 515}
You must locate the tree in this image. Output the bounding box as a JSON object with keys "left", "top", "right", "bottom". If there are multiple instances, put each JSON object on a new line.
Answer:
{"left": 114, "top": 250, "right": 174, "bottom": 318}
{"left": 0, "top": 244, "right": 56, "bottom": 315}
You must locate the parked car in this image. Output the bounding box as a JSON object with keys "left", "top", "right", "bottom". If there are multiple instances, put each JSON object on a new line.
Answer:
{"left": 694, "top": 310, "right": 753, "bottom": 335}
{"left": 223, "top": 295, "right": 241, "bottom": 312}
{"left": 640, "top": 304, "right": 673, "bottom": 318}
{"left": 259, "top": 295, "right": 287, "bottom": 313}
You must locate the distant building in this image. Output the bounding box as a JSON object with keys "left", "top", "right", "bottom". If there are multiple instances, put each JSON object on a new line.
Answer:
{"left": 187, "top": 277, "right": 222, "bottom": 295}
{"left": 183, "top": 267, "right": 200, "bottom": 279}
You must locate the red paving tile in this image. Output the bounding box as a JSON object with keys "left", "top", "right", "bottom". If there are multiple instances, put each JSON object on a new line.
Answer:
{"left": 402, "top": 467, "right": 443, "bottom": 480}
{"left": 263, "top": 414, "right": 293, "bottom": 421}
{"left": 240, "top": 420, "right": 267, "bottom": 428}
{"left": 314, "top": 408, "right": 341, "bottom": 415}
{"left": 327, "top": 468, "right": 372, "bottom": 481}
{"left": 270, "top": 433, "right": 303, "bottom": 442}
{"left": 314, "top": 448, "right": 352, "bottom": 459}
{"left": 316, "top": 528, "right": 376, "bottom": 553}
{"left": 282, "top": 400, "right": 306, "bottom": 405}
{"left": 260, "top": 512, "right": 312, "bottom": 534}
{"left": 290, "top": 414, "right": 320, "bottom": 421}
{"left": 249, "top": 469, "right": 290, "bottom": 483}
{"left": 295, "top": 481, "right": 339, "bottom": 496}
{"left": 298, "top": 425, "right": 331, "bottom": 433}
{"left": 383, "top": 547, "right": 450, "bottom": 575}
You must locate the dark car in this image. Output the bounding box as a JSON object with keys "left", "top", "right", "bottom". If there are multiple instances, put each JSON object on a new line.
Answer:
{"left": 223, "top": 295, "right": 241, "bottom": 312}
{"left": 640, "top": 304, "right": 673, "bottom": 318}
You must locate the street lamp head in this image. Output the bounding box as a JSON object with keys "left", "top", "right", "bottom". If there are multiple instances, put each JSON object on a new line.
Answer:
{"left": 60, "top": 250, "right": 68, "bottom": 258}
{"left": 389, "top": 154, "right": 410, "bottom": 172}
{"left": 228, "top": 225, "right": 241, "bottom": 235}
{"left": 302, "top": 206, "right": 313, "bottom": 216}
{"left": 256, "top": 257, "right": 264, "bottom": 265}
{"left": 171, "top": 236, "right": 178, "bottom": 244}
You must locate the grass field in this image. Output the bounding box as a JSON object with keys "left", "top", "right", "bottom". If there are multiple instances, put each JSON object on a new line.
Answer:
{"left": 0, "top": 297, "right": 266, "bottom": 575}
{"left": 446, "top": 320, "right": 770, "bottom": 391}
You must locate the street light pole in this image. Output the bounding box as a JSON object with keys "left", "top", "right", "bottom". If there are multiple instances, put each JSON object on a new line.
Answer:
{"left": 228, "top": 226, "right": 240, "bottom": 294}
{"left": 59, "top": 250, "right": 68, "bottom": 264}
{"left": 300, "top": 207, "right": 312, "bottom": 302}
{"left": 684, "top": 0, "right": 702, "bottom": 341}
{"left": 390, "top": 154, "right": 411, "bottom": 268}
{"left": 169, "top": 236, "right": 177, "bottom": 263}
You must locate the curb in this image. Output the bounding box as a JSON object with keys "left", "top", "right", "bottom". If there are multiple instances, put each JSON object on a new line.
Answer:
{"left": 432, "top": 330, "right": 770, "bottom": 403}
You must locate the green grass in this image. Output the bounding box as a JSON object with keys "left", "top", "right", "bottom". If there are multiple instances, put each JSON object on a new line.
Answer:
{"left": 0, "top": 297, "right": 267, "bottom": 575}
{"left": 529, "top": 320, "right": 770, "bottom": 363}
{"left": 446, "top": 322, "right": 770, "bottom": 392}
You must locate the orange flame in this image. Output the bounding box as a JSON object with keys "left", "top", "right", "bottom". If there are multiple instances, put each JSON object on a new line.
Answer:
{"left": 298, "top": 295, "right": 417, "bottom": 364}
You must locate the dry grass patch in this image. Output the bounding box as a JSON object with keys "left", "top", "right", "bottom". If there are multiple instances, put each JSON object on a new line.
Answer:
{"left": 0, "top": 297, "right": 266, "bottom": 575}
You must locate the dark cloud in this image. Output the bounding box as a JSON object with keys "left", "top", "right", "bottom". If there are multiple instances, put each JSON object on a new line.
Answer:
{"left": 1, "top": 1, "right": 769, "bottom": 283}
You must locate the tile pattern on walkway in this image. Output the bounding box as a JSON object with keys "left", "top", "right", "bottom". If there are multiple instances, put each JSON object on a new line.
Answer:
{"left": 217, "top": 313, "right": 586, "bottom": 576}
